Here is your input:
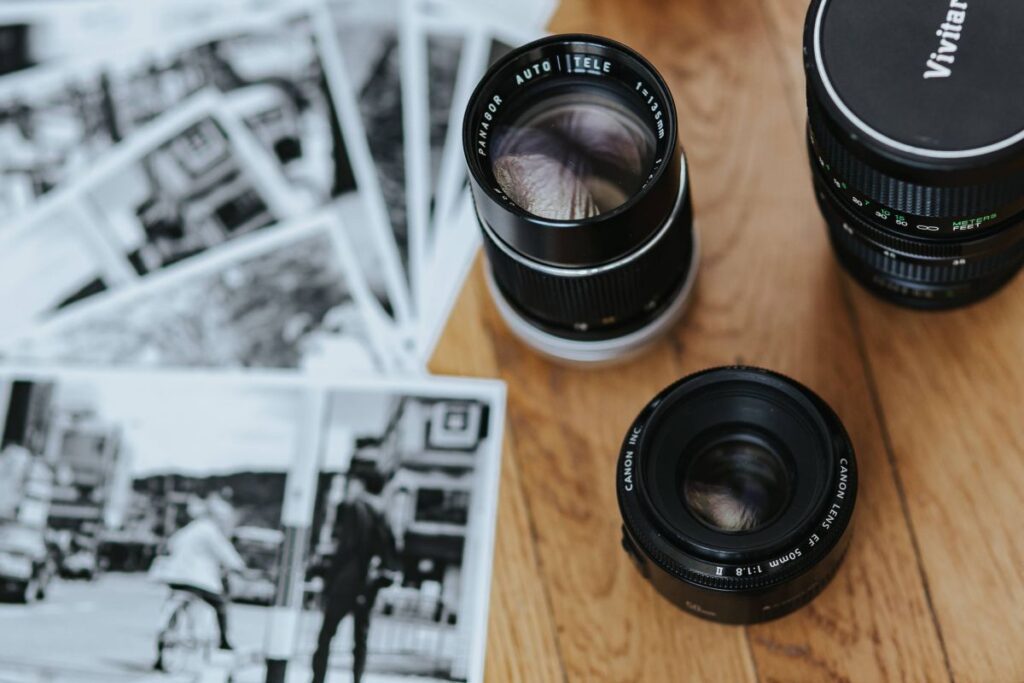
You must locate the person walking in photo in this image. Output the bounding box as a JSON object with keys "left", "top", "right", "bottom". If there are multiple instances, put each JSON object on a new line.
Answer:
{"left": 152, "top": 493, "right": 246, "bottom": 670}
{"left": 311, "top": 474, "right": 399, "bottom": 683}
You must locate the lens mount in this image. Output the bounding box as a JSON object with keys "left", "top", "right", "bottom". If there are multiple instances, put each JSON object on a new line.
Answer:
{"left": 617, "top": 367, "right": 857, "bottom": 624}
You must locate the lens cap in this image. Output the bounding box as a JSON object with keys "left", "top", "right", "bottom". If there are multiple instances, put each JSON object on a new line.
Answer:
{"left": 809, "top": 0, "right": 1024, "bottom": 168}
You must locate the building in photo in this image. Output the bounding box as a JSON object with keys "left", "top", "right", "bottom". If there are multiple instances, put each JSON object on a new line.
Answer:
{"left": 302, "top": 392, "right": 491, "bottom": 682}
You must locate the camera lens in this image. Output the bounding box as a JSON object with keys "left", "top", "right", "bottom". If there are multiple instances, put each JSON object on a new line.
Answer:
{"left": 617, "top": 367, "right": 857, "bottom": 624}
{"left": 464, "top": 34, "right": 697, "bottom": 363}
{"left": 804, "top": 0, "right": 1024, "bottom": 309}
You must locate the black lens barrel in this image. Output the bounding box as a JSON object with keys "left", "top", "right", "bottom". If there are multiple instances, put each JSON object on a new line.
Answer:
{"left": 814, "top": 170, "right": 1024, "bottom": 307}
{"left": 465, "top": 34, "right": 695, "bottom": 345}
{"left": 807, "top": 98, "right": 1024, "bottom": 229}
{"left": 472, "top": 125, "right": 683, "bottom": 268}
{"left": 804, "top": 0, "right": 1024, "bottom": 307}
{"left": 480, "top": 190, "right": 693, "bottom": 339}
{"left": 465, "top": 34, "right": 683, "bottom": 267}
{"left": 617, "top": 367, "right": 857, "bottom": 624}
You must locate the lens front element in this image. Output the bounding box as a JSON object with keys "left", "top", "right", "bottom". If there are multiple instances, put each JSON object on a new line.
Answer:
{"left": 682, "top": 437, "right": 791, "bottom": 534}
{"left": 492, "top": 89, "right": 657, "bottom": 220}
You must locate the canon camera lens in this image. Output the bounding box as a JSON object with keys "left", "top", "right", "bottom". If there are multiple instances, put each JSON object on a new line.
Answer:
{"left": 617, "top": 367, "right": 857, "bottom": 624}
{"left": 463, "top": 34, "right": 697, "bottom": 363}
{"left": 805, "top": 0, "right": 1024, "bottom": 308}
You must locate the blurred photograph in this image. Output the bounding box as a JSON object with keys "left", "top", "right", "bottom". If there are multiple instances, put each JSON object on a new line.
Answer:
{"left": 0, "top": 1, "right": 131, "bottom": 77}
{"left": 4, "top": 212, "right": 392, "bottom": 374}
{"left": 0, "top": 1, "right": 267, "bottom": 78}
{"left": 425, "top": 31, "right": 464, "bottom": 233}
{"left": 398, "top": 0, "right": 467, "bottom": 318}
{"left": 0, "top": 4, "right": 403, "bottom": 315}
{"left": 327, "top": 0, "right": 410, "bottom": 289}
{"left": 415, "top": 27, "right": 537, "bottom": 357}
{"left": 0, "top": 90, "right": 294, "bottom": 339}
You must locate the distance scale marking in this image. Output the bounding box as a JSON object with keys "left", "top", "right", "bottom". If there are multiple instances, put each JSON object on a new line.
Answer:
{"left": 809, "top": 134, "right": 1021, "bottom": 237}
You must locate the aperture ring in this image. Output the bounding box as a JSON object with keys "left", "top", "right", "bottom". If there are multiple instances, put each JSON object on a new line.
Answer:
{"left": 479, "top": 190, "right": 694, "bottom": 340}
{"left": 827, "top": 220, "right": 1024, "bottom": 286}
{"left": 808, "top": 102, "right": 1024, "bottom": 224}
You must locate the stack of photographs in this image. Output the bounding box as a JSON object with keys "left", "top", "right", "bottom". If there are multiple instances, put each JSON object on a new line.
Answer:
{"left": 0, "top": 1, "right": 554, "bottom": 682}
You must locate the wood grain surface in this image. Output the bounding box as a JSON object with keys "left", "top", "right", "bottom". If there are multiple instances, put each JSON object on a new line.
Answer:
{"left": 431, "top": 1, "right": 1024, "bottom": 680}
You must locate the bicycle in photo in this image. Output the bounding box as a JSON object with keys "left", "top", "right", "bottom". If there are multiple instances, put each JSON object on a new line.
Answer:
{"left": 155, "top": 586, "right": 220, "bottom": 675}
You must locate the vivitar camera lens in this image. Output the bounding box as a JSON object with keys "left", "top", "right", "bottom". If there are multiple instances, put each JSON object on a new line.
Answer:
{"left": 617, "top": 367, "right": 857, "bottom": 624}
{"left": 805, "top": 0, "right": 1024, "bottom": 309}
{"left": 463, "top": 34, "right": 697, "bottom": 363}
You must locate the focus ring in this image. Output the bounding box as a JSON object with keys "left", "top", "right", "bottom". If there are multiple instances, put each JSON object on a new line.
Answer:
{"left": 808, "top": 99, "right": 1024, "bottom": 220}
{"left": 813, "top": 171, "right": 1024, "bottom": 264}
{"left": 481, "top": 192, "right": 694, "bottom": 337}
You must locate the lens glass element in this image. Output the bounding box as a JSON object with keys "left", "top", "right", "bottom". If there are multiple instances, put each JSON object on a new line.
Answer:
{"left": 492, "top": 88, "right": 656, "bottom": 220}
{"left": 682, "top": 437, "right": 790, "bottom": 534}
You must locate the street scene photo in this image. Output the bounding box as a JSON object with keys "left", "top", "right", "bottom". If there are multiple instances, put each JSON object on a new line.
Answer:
{"left": 295, "top": 384, "right": 502, "bottom": 683}
{"left": 0, "top": 371, "right": 309, "bottom": 682}
{"left": 0, "top": 370, "right": 504, "bottom": 683}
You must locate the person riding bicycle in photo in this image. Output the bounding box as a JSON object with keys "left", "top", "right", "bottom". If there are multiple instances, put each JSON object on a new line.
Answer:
{"left": 152, "top": 493, "right": 246, "bottom": 671}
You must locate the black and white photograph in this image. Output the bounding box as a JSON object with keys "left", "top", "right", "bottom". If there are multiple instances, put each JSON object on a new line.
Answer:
{"left": 0, "top": 90, "right": 296, "bottom": 340}
{"left": 323, "top": 0, "right": 412, "bottom": 297}
{"left": 3, "top": 212, "right": 393, "bottom": 375}
{"left": 399, "top": 0, "right": 467, "bottom": 320}
{"left": 424, "top": 31, "right": 464, "bottom": 234}
{"left": 0, "top": 370, "right": 505, "bottom": 683}
{"left": 0, "top": 1, "right": 267, "bottom": 79}
{"left": 0, "top": 199, "right": 131, "bottom": 335}
{"left": 0, "top": 3, "right": 408, "bottom": 318}
{"left": 0, "top": 370, "right": 315, "bottom": 683}
{"left": 293, "top": 378, "right": 504, "bottom": 683}
{"left": 413, "top": 25, "right": 539, "bottom": 357}
{"left": 0, "top": 1, "right": 133, "bottom": 77}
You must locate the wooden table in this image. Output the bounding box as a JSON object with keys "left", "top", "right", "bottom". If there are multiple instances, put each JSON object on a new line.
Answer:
{"left": 431, "top": 1, "right": 1024, "bottom": 680}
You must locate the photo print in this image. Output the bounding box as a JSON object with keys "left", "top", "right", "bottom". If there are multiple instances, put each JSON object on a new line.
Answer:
{"left": 0, "top": 1, "right": 134, "bottom": 77}
{"left": 320, "top": 0, "right": 413, "bottom": 302}
{"left": 0, "top": 3, "right": 408, "bottom": 318}
{"left": 0, "top": 89, "right": 294, "bottom": 340}
{"left": 0, "top": 370, "right": 316, "bottom": 682}
{"left": 0, "top": 0, "right": 275, "bottom": 79}
{"left": 4, "top": 211, "right": 394, "bottom": 375}
{"left": 291, "top": 376, "right": 505, "bottom": 683}
{"left": 0, "top": 369, "right": 505, "bottom": 683}
{"left": 400, "top": 0, "right": 469, "bottom": 318}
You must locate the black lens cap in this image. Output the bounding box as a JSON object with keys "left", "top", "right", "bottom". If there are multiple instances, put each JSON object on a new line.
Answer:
{"left": 807, "top": 0, "right": 1024, "bottom": 179}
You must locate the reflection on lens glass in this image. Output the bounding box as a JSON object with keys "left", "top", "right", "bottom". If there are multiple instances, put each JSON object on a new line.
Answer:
{"left": 682, "top": 439, "right": 790, "bottom": 534}
{"left": 492, "top": 90, "right": 655, "bottom": 220}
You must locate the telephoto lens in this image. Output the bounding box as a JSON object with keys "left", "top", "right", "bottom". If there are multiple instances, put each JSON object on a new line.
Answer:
{"left": 463, "top": 34, "right": 697, "bottom": 363}
{"left": 616, "top": 367, "right": 857, "bottom": 624}
{"left": 805, "top": 0, "right": 1024, "bottom": 309}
